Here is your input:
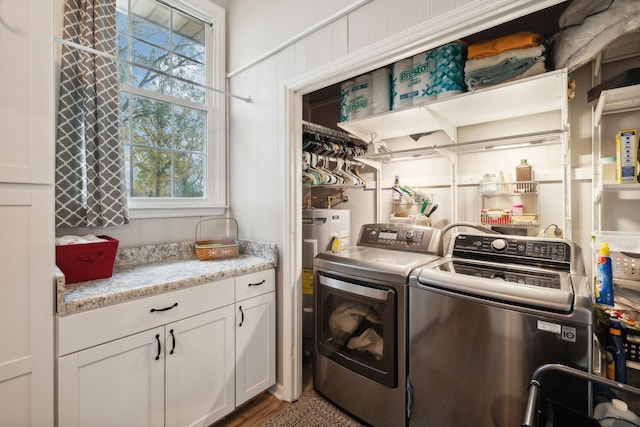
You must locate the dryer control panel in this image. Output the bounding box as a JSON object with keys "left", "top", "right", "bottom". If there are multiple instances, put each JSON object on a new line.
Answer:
{"left": 357, "top": 223, "right": 440, "bottom": 254}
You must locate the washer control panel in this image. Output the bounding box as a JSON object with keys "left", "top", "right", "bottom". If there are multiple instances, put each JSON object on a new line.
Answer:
{"left": 452, "top": 234, "right": 571, "bottom": 264}
{"left": 358, "top": 223, "right": 439, "bottom": 253}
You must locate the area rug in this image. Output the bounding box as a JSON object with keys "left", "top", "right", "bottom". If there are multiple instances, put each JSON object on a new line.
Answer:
{"left": 263, "top": 388, "right": 365, "bottom": 427}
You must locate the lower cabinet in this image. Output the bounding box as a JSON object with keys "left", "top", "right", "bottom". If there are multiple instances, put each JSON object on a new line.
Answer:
{"left": 56, "top": 269, "right": 275, "bottom": 427}
{"left": 235, "top": 291, "right": 276, "bottom": 406}
{"left": 58, "top": 306, "right": 235, "bottom": 427}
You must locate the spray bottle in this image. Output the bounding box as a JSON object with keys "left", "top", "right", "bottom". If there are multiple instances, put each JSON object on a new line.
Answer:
{"left": 595, "top": 242, "right": 614, "bottom": 306}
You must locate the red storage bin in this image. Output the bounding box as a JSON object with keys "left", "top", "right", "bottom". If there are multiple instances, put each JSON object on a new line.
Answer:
{"left": 56, "top": 235, "right": 119, "bottom": 284}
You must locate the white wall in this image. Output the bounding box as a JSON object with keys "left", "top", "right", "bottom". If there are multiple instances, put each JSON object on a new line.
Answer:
{"left": 226, "top": 0, "right": 575, "bottom": 400}
{"left": 227, "top": 0, "right": 375, "bottom": 73}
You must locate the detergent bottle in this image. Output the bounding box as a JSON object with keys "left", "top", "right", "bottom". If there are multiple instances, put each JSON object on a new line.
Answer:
{"left": 595, "top": 242, "right": 614, "bottom": 306}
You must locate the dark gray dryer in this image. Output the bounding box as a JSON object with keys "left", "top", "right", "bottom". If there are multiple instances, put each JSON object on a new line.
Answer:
{"left": 313, "top": 223, "right": 441, "bottom": 427}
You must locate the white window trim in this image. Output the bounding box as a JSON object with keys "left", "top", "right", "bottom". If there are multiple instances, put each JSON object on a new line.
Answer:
{"left": 127, "top": 0, "right": 228, "bottom": 219}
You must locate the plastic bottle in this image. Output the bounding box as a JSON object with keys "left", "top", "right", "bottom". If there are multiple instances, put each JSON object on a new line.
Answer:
{"left": 605, "top": 316, "right": 627, "bottom": 383}
{"left": 595, "top": 242, "right": 615, "bottom": 306}
{"left": 516, "top": 159, "right": 532, "bottom": 182}
{"left": 392, "top": 176, "right": 401, "bottom": 202}
{"left": 594, "top": 399, "right": 640, "bottom": 426}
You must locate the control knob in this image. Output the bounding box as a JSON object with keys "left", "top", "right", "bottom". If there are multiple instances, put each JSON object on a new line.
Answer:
{"left": 491, "top": 238, "right": 508, "bottom": 252}
{"left": 404, "top": 231, "right": 415, "bottom": 241}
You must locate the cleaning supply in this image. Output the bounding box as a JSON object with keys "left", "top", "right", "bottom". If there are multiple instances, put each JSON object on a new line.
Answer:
{"left": 605, "top": 315, "right": 627, "bottom": 383}
{"left": 594, "top": 399, "right": 640, "bottom": 426}
{"left": 616, "top": 129, "right": 638, "bottom": 184}
{"left": 595, "top": 242, "right": 615, "bottom": 306}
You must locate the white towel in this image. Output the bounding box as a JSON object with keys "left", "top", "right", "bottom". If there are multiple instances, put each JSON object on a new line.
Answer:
{"left": 56, "top": 234, "right": 108, "bottom": 245}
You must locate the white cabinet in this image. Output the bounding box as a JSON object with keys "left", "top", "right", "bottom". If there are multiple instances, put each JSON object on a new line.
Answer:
{"left": 58, "top": 306, "right": 235, "bottom": 427}
{"left": 58, "top": 328, "right": 166, "bottom": 427}
{"left": 165, "top": 307, "right": 235, "bottom": 427}
{"left": 57, "top": 269, "right": 276, "bottom": 426}
{"left": 0, "top": 0, "right": 54, "bottom": 425}
{"left": 234, "top": 270, "right": 276, "bottom": 406}
{"left": 0, "top": 188, "right": 54, "bottom": 427}
{"left": 58, "top": 279, "right": 236, "bottom": 427}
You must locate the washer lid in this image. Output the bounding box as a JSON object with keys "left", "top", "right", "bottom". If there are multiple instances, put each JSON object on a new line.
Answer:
{"left": 414, "top": 258, "right": 576, "bottom": 313}
{"left": 314, "top": 247, "right": 440, "bottom": 284}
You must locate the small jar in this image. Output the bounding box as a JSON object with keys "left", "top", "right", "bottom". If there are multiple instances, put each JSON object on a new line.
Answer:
{"left": 480, "top": 173, "right": 498, "bottom": 195}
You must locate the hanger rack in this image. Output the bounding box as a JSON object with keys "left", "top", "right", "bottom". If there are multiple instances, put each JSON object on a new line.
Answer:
{"left": 302, "top": 120, "right": 357, "bottom": 143}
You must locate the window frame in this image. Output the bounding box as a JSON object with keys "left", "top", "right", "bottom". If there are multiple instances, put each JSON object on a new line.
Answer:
{"left": 121, "top": 0, "right": 228, "bottom": 219}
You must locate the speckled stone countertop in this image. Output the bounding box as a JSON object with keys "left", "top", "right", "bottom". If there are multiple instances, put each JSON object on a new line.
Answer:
{"left": 56, "top": 239, "right": 277, "bottom": 316}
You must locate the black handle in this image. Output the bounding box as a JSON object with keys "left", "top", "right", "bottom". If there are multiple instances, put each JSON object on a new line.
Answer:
{"left": 169, "top": 329, "right": 176, "bottom": 355}
{"left": 155, "top": 334, "right": 161, "bottom": 361}
{"left": 239, "top": 306, "right": 244, "bottom": 327}
{"left": 150, "top": 302, "right": 178, "bottom": 313}
{"left": 248, "top": 279, "right": 265, "bottom": 287}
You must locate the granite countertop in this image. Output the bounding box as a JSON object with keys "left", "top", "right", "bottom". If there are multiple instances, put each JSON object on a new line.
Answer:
{"left": 56, "top": 240, "right": 277, "bottom": 316}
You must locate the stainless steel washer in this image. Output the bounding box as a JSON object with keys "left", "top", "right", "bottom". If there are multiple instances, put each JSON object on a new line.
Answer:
{"left": 408, "top": 232, "right": 593, "bottom": 427}
{"left": 313, "top": 223, "right": 441, "bottom": 427}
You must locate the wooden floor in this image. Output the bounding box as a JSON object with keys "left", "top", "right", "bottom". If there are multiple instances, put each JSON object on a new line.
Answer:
{"left": 210, "top": 392, "right": 293, "bottom": 427}
{"left": 210, "top": 359, "right": 313, "bottom": 427}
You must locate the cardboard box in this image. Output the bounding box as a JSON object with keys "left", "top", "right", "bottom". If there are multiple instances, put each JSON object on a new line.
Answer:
{"left": 616, "top": 129, "right": 638, "bottom": 184}
{"left": 56, "top": 236, "right": 119, "bottom": 284}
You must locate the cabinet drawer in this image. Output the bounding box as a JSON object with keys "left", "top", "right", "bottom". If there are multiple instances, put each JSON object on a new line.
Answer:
{"left": 58, "top": 278, "right": 234, "bottom": 356}
{"left": 235, "top": 269, "right": 275, "bottom": 301}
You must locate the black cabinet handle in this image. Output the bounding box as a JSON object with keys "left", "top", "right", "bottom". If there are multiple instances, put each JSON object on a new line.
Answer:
{"left": 239, "top": 306, "right": 244, "bottom": 327}
{"left": 169, "top": 329, "right": 176, "bottom": 355}
{"left": 150, "top": 302, "right": 178, "bottom": 313}
{"left": 155, "top": 334, "right": 161, "bottom": 361}
{"left": 248, "top": 280, "right": 265, "bottom": 287}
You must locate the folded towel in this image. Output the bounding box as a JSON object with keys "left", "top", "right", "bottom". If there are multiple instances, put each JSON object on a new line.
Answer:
{"left": 466, "top": 61, "right": 546, "bottom": 91}
{"left": 464, "top": 45, "right": 545, "bottom": 74}
{"left": 465, "top": 57, "right": 539, "bottom": 91}
{"left": 467, "top": 31, "right": 543, "bottom": 60}
{"left": 493, "top": 61, "right": 547, "bottom": 87}
{"left": 56, "top": 234, "right": 108, "bottom": 245}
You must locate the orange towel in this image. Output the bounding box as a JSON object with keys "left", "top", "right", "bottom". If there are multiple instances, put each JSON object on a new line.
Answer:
{"left": 468, "top": 31, "right": 544, "bottom": 59}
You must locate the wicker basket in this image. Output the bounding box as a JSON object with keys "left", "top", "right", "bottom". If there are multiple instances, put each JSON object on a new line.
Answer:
{"left": 195, "top": 218, "right": 239, "bottom": 261}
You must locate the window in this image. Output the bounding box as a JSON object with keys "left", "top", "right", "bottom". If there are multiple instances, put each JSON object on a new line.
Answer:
{"left": 116, "top": 0, "right": 226, "bottom": 217}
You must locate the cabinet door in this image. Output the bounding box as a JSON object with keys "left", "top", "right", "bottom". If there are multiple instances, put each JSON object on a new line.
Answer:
{"left": 235, "top": 292, "right": 276, "bottom": 406}
{"left": 0, "top": 0, "right": 53, "bottom": 184}
{"left": 165, "top": 305, "right": 235, "bottom": 427}
{"left": 0, "top": 187, "right": 54, "bottom": 427}
{"left": 58, "top": 328, "right": 165, "bottom": 427}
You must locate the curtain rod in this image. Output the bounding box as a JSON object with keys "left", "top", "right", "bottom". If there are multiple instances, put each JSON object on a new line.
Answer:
{"left": 54, "top": 36, "right": 252, "bottom": 103}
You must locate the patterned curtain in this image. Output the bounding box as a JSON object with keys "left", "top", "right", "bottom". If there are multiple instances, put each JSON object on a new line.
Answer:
{"left": 56, "top": 0, "right": 129, "bottom": 228}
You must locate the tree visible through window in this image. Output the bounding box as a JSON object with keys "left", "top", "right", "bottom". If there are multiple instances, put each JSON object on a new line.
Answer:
{"left": 116, "top": 0, "right": 210, "bottom": 200}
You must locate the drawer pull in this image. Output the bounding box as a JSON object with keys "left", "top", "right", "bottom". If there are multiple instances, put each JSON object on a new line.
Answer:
{"left": 239, "top": 306, "right": 244, "bottom": 327}
{"left": 169, "top": 329, "right": 176, "bottom": 355}
{"left": 248, "top": 279, "right": 266, "bottom": 287}
{"left": 155, "top": 334, "right": 161, "bottom": 361}
{"left": 150, "top": 302, "right": 178, "bottom": 313}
